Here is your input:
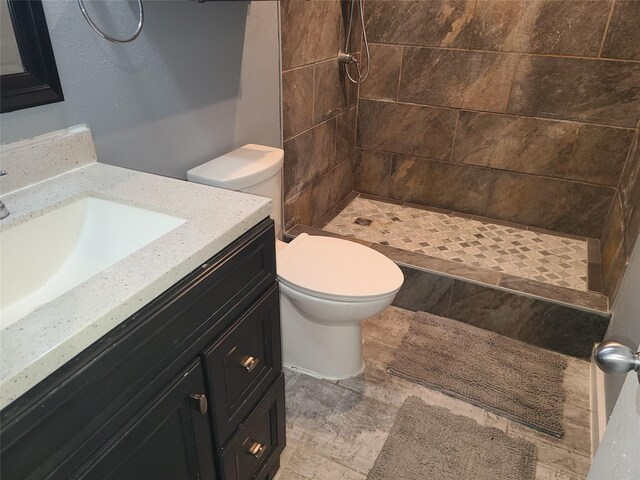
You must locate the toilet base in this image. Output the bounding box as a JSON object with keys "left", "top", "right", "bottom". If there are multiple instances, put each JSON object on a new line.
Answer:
{"left": 280, "top": 293, "right": 364, "bottom": 380}
{"left": 282, "top": 361, "right": 364, "bottom": 382}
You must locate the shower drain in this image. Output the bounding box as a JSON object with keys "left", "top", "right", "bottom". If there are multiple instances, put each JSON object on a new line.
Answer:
{"left": 354, "top": 217, "right": 373, "bottom": 226}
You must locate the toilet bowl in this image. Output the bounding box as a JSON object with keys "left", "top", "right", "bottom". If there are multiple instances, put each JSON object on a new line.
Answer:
{"left": 276, "top": 233, "right": 403, "bottom": 379}
{"left": 187, "top": 144, "right": 404, "bottom": 379}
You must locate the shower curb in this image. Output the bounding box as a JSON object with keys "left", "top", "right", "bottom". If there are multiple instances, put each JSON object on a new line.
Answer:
{"left": 285, "top": 223, "right": 610, "bottom": 360}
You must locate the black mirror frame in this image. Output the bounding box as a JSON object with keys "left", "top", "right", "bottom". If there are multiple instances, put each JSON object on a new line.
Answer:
{"left": 1, "top": 0, "right": 63, "bottom": 113}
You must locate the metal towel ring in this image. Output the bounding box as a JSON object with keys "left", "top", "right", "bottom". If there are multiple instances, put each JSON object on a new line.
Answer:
{"left": 77, "top": 0, "right": 144, "bottom": 44}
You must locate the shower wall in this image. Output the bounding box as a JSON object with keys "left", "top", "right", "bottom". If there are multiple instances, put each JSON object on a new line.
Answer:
{"left": 601, "top": 126, "right": 640, "bottom": 302}
{"left": 354, "top": 0, "right": 640, "bottom": 239}
{"left": 280, "top": 0, "right": 359, "bottom": 230}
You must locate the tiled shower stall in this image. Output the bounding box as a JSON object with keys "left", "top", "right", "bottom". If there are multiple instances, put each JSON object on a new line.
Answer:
{"left": 280, "top": 0, "right": 640, "bottom": 358}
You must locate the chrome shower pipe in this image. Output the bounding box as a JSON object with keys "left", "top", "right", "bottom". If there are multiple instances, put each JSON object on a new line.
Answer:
{"left": 339, "top": 0, "right": 371, "bottom": 85}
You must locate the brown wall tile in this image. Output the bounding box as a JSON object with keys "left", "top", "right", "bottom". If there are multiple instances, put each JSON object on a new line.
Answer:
{"left": 487, "top": 172, "right": 567, "bottom": 232}
{"left": 620, "top": 131, "right": 640, "bottom": 258}
{"left": 359, "top": 43, "right": 402, "bottom": 100}
{"left": 448, "top": 280, "right": 609, "bottom": 359}
{"left": 336, "top": 107, "right": 357, "bottom": 166}
{"left": 487, "top": 171, "right": 615, "bottom": 237}
{"left": 313, "top": 59, "right": 357, "bottom": 124}
{"left": 565, "top": 125, "right": 635, "bottom": 186}
{"left": 602, "top": 240, "right": 627, "bottom": 302}
{"left": 335, "top": 157, "right": 355, "bottom": 208}
{"left": 282, "top": 66, "right": 314, "bottom": 141}
{"left": 365, "top": 0, "right": 473, "bottom": 47}
{"left": 460, "top": 0, "right": 611, "bottom": 56}
{"left": 283, "top": 119, "right": 336, "bottom": 199}
{"left": 588, "top": 238, "right": 603, "bottom": 264}
{"left": 389, "top": 155, "right": 494, "bottom": 216}
{"left": 280, "top": 0, "right": 342, "bottom": 70}
{"left": 284, "top": 185, "right": 313, "bottom": 230}
{"left": 508, "top": 56, "right": 640, "bottom": 128}
{"left": 311, "top": 159, "right": 353, "bottom": 224}
{"left": 366, "top": 0, "right": 611, "bottom": 57}
{"left": 392, "top": 266, "right": 454, "bottom": 316}
{"left": 588, "top": 261, "right": 605, "bottom": 294}
{"left": 601, "top": 193, "right": 625, "bottom": 271}
{"left": 357, "top": 99, "right": 457, "bottom": 159}
{"left": 451, "top": 111, "right": 577, "bottom": 177}
{"left": 280, "top": 0, "right": 358, "bottom": 230}
{"left": 354, "top": 148, "right": 392, "bottom": 197}
{"left": 562, "top": 182, "right": 617, "bottom": 238}
{"left": 602, "top": 0, "right": 640, "bottom": 60}
{"left": 398, "top": 47, "right": 518, "bottom": 112}
{"left": 311, "top": 166, "right": 338, "bottom": 225}
{"left": 598, "top": 128, "right": 638, "bottom": 303}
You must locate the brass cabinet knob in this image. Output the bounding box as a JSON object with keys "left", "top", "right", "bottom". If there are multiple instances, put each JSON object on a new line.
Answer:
{"left": 189, "top": 393, "right": 208, "bottom": 415}
{"left": 241, "top": 356, "right": 259, "bottom": 373}
{"left": 247, "top": 441, "right": 266, "bottom": 459}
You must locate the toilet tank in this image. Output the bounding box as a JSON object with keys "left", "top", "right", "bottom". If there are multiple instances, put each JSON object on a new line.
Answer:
{"left": 186, "top": 144, "right": 284, "bottom": 238}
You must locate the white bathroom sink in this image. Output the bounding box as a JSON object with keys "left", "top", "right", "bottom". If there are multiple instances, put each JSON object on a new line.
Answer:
{"left": 0, "top": 197, "right": 185, "bottom": 329}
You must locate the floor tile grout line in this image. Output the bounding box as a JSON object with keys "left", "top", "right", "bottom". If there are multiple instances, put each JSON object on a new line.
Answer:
{"left": 285, "top": 439, "right": 375, "bottom": 478}
{"left": 280, "top": 440, "right": 371, "bottom": 478}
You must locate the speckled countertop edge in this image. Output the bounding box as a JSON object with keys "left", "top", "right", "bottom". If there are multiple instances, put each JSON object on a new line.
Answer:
{"left": 0, "top": 162, "right": 272, "bottom": 409}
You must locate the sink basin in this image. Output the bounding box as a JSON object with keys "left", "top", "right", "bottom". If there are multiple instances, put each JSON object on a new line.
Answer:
{"left": 0, "top": 197, "right": 186, "bottom": 329}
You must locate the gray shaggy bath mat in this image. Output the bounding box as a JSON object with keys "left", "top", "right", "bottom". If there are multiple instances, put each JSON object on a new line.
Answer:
{"left": 367, "top": 396, "right": 537, "bottom": 480}
{"left": 388, "top": 311, "right": 567, "bottom": 437}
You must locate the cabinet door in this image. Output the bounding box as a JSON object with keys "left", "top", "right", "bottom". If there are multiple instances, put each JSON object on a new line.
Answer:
{"left": 75, "top": 360, "right": 215, "bottom": 480}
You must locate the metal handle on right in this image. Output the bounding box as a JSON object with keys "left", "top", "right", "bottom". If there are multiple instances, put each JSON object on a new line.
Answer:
{"left": 593, "top": 341, "right": 640, "bottom": 376}
{"left": 247, "top": 441, "right": 266, "bottom": 459}
{"left": 241, "top": 356, "right": 259, "bottom": 373}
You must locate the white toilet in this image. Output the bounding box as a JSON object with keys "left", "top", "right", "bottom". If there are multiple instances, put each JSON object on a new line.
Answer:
{"left": 187, "top": 144, "right": 404, "bottom": 379}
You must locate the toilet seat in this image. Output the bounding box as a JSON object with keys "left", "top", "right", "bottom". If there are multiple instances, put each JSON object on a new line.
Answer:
{"left": 277, "top": 233, "right": 404, "bottom": 303}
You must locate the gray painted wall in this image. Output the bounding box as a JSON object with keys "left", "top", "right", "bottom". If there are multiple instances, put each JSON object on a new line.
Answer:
{"left": 0, "top": 0, "right": 281, "bottom": 179}
{"left": 604, "top": 236, "right": 640, "bottom": 417}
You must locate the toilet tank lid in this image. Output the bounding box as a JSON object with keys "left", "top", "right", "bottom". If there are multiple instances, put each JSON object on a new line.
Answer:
{"left": 186, "top": 144, "right": 284, "bottom": 190}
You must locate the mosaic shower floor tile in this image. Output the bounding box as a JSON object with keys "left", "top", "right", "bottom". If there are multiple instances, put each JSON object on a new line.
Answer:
{"left": 324, "top": 197, "right": 589, "bottom": 291}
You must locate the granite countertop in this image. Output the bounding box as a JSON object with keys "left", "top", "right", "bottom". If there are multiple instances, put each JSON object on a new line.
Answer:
{"left": 0, "top": 161, "right": 272, "bottom": 410}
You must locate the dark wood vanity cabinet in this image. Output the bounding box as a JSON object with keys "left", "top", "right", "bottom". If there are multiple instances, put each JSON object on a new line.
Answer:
{"left": 76, "top": 360, "right": 217, "bottom": 480}
{"left": 0, "top": 219, "right": 285, "bottom": 480}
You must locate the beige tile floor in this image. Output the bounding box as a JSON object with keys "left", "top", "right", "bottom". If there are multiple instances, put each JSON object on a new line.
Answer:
{"left": 324, "top": 197, "right": 589, "bottom": 291}
{"left": 274, "top": 306, "right": 592, "bottom": 480}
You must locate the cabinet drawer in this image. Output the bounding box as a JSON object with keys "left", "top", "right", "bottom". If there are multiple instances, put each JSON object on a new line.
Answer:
{"left": 217, "top": 375, "right": 286, "bottom": 480}
{"left": 203, "top": 285, "right": 281, "bottom": 450}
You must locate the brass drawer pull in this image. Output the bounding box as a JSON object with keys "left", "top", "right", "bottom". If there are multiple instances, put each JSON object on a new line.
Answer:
{"left": 189, "top": 393, "right": 208, "bottom": 415}
{"left": 248, "top": 441, "right": 266, "bottom": 459}
{"left": 241, "top": 356, "right": 259, "bottom": 373}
